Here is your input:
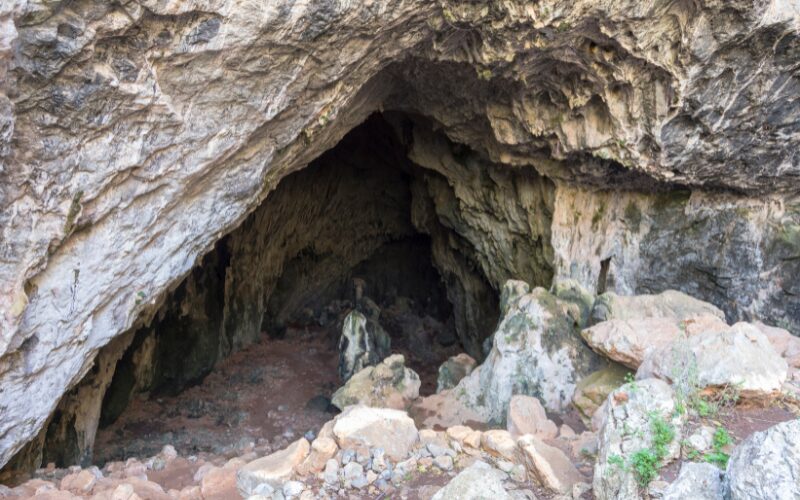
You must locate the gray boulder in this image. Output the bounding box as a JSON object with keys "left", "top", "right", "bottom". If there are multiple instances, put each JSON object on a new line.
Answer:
{"left": 638, "top": 322, "right": 788, "bottom": 400}
{"left": 590, "top": 290, "right": 725, "bottom": 325}
{"left": 338, "top": 310, "right": 391, "bottom": 382}
{"left": 452, "top": 279, "right": 602, "bottom": 420}
{"left": 331, "top": 354, "right": 420, "bottom": 410}
{"left": 725, "top": 419, "right": 800, "bottom": 500}
{"left": 663, "top": 462, "right": 722, "bottom": 500}
{"left": 431, "top": 461, "right": 511, "bottom": 500}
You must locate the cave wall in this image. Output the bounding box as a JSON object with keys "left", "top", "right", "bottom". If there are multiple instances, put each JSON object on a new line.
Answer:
{"left": 2, "top": 0, "right": 800, "bottom": 468}
{"left": 551, "top": 184, "right": 800, "bottom": 332}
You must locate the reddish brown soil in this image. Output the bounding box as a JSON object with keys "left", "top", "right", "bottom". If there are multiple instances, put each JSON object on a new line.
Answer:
{"left": 94, "top": 323, "right": 459, "bottom": 467}
{"left": 94, "top": 327, "right": 342, "bottom": 464}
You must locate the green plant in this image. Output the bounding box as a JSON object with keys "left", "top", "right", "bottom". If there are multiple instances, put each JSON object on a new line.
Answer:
{"left": 630, "top": 449, "right": 660, "bottom": 486}
{"left": 624, "top": 372, "right": 638, "bottom": 393}
{"left": 608, "top": 413, "right": 676, "bottom": 488}
{"left": 704, "top": 427, "right": 733, "bottom": 468}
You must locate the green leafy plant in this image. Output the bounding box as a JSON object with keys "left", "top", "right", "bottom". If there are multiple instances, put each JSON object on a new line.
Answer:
{"left": 607, "top": 413, "right": 676, "bottom": 488}
{"left": 704, "top": 427, "right": 733, "bottom": 468}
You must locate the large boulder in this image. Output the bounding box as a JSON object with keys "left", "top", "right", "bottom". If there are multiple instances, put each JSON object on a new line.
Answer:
{"left": 436, "top": 353, "right": 477, "bottom": 393}
{"left": 331, "top": 406, "right": 418, "bottom": 461}
{"left": 663, "top": 462, "right": 722, "bottom": 500}
{"left": 590, "top": 290, "right": 725, "bottom": 325}
{"left": 755, "top": 322, "right": 800, "bottom": 373}
{"left": 724, "top": 419, "right": 800, "bottom": 499}
{"left": 431, "top": 461, "right": 510, "bottom": 500}
{"left": 637, "top": 322, "right": 788, "bottom": 400}
{"left": 582, "top": 314, "right": 728, "bottom": 369}
{"left": 337, "top": 310, "right": 391, "bottom": 382}
{"left": 449, "top": 280, "right": 602, "bottom": 422}
{"left": 593, "top": 379, "right": 685, "bottom": 500}
{"left": 331, "top": 354, "right": 420, "bottom": 410}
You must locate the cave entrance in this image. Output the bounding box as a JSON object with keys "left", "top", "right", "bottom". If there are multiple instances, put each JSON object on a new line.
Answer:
{"left": 7, "top": 111, "right": 557, "bottom": 476}
{"left": 85, "top": 113, "right": 510, "bottom": 465}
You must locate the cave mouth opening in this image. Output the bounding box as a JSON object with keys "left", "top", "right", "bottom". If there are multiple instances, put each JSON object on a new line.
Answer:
{"left": 85, "top": 111, "right": 535, "bottom": 466}
{"left": 8, "top": 111, "right": 557, "bottom": 475}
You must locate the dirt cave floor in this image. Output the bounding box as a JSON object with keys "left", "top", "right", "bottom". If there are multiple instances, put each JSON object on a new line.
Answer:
{"left": 93, "top": 322, "right": 461, "bottom": 467}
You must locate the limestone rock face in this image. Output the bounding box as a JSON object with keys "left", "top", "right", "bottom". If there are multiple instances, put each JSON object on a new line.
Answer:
{"left": 593, "top": 379, "right": 685, "bottom": 500}
{"left": 337, "top": 311, "right": 391, "bottom": 382}
{"left": 452, "top": 280, "right": 602, "bottom": 421}
{"left": 331, "top": 354, "right": 420, "bottom": 410}
{"left": 3, "top": 0, "right": 800, "bottom": 470}
{"left": 724, "top": 419, "right": 800, "bottom": 500}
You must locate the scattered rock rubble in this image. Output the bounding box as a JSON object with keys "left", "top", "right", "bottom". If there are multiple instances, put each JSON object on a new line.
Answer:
{"left": 4, "top": 281, "right": 800, "bottom": 499}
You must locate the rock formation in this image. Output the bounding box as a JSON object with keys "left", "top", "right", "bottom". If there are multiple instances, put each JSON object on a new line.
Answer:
{"left": 2, "top": 0, "right": 800, "bottom": 480}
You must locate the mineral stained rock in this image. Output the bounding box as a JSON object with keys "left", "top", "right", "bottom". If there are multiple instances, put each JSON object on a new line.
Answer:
{"left": 2, "top": 0, "right": 800, "bottom": 469}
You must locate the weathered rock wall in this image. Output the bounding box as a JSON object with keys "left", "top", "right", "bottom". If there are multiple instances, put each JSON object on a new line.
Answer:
{"left": 551, "top": 184, "right": 800, "bottom": 332}
{"left": 2, "top": 0, "right": 800, "bottom": 469}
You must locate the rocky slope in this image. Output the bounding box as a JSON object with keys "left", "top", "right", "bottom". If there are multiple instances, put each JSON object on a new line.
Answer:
{"left": 1, "top": 0, "right": 800, "bottom": 474}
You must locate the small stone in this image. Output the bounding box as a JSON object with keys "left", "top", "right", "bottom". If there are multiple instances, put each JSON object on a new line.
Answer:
{"left": 481, "top": 430, "right": 517, "bottom": 461}
{"left": 427, "top": 443, "right": 455, "bottom": 458}
{"left": 559, "top": 424, "right": 576, "bottom": 439}
{"left": 343, "top": 462, "right": 365, "bottom": 487}
{"left": 161, "top": 445, "right": 178, "bottom": 461}
{"left": 323, "top": 459, "right": 339, "bottom": 485}
{"left": 510, "top": 464, "right": 527, "bottom": 483}
{"left": 282, "top": 480, "right": 305, "bottom": 497}
{"left": 236, "top": 438, "right": 310, "bottom": 496}
{"left": 391, "top": 457, "right": 417, "bottom": 483}
{"left": 366, "top": 470, "right": 378, "bottom": 484}
{"left": 60, "top": 469, "right": 97, "bottom": 493}
{"left": 433, "top": 455, "right": 454, "bottom": 471}
{"left": 297, "top": 436, "right": 338, "bottom": 476}
{"left": 685, "top": 425, "right": 715, "bottom": 453}
{"left": 496, "top": 460, "right": 514, "bottom": 473}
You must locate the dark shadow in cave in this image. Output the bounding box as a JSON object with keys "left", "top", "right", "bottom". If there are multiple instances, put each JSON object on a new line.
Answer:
{"left": 73, "top": 113, "right": 508, "bottom": 465}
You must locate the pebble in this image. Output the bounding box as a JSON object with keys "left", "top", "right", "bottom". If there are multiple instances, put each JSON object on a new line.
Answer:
{"left": 433, "top": 455, "right": 454, "bottom": 471}
{"left": 282, "top": 480, "right": 305, "bottom": 497}
{"left": 323, "top": 459, "right": 339, "bottom": 485}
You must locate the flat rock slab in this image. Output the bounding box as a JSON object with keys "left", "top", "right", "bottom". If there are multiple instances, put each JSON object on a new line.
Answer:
{"left": 236, "top": 438, "right": 310, "bottom": 496}
{"left": 332, "top": 405, "right": 419, "bottom": 461}
{"left": 518, "top": 434, "right": 584, "bottom": 495}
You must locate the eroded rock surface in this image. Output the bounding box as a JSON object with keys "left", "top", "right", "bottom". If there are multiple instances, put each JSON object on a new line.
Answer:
{"left": 725, "top": 419, "right": 800, "bottom": 500}
{"left": 451, "top": 280, "right": 602, "bottom": 421}
{"left": 593, "top": 379, "right": 685, "bottom": 500}
{"left": 331, "top": 354, "right": 420, "bottom": 410}
{"left": 3, "top": 0, "right": 800, "bottom": 472}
